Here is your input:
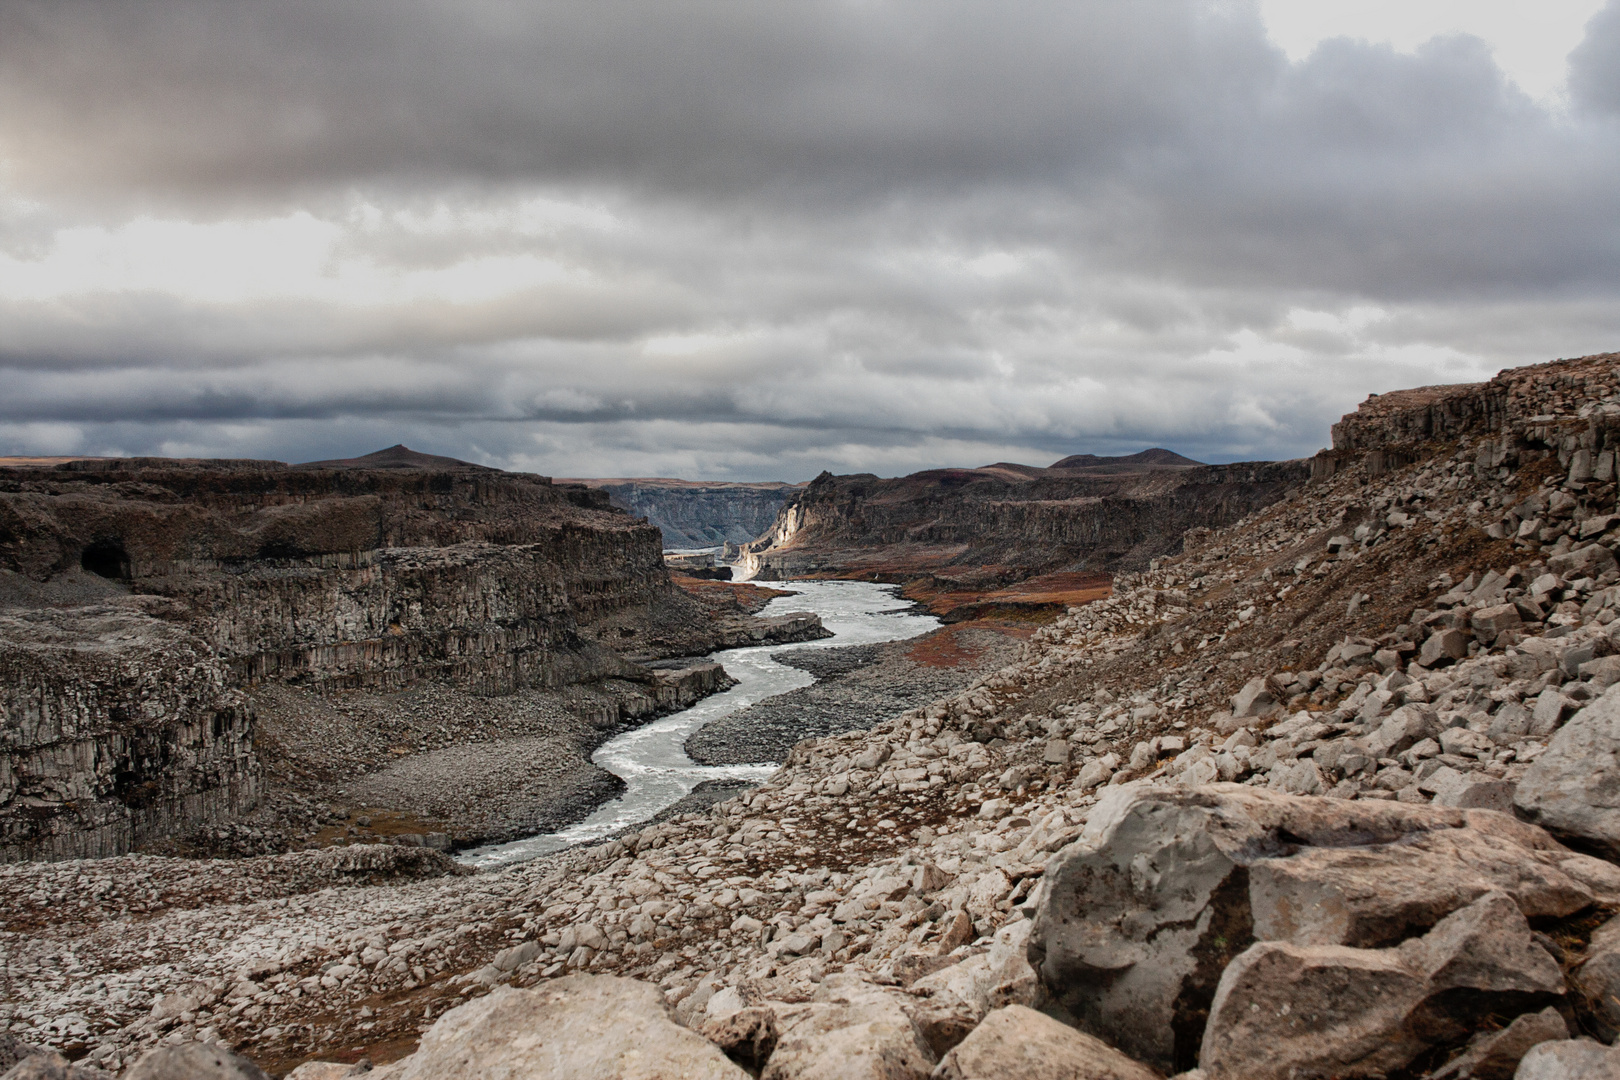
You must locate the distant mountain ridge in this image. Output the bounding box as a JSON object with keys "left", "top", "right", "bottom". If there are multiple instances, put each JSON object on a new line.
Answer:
{"left": 298, "top": 444, "right": 492, "bottom": 471}
{"left": 1049, "top": 448, "right": 1202, "bottom": 470}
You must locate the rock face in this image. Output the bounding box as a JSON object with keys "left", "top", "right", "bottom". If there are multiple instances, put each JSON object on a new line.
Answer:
{"left": 730, "top": 453, "right": 1308, "bottom": 582}
{"left": 1027, "top": 784, "right": 1617, "bottom": 1073}
{"left": 565, "top": 479, "right": 798, "bottom": 548}
{"left": 1516, "top": 683, "right": 1620, "bottom": 858}
{"left": 0, "top": 452, "right": 821, "bottom": 862}
{"left": 390, "top": 976, "right": 748, "bottom": 1079}
{"left": 0, "top": 600, "right": 258, "bottom": 861}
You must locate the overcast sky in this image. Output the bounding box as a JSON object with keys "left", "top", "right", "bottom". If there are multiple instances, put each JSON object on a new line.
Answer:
{"left": 2, "top": 0, "right": 1618, "bottom": 480}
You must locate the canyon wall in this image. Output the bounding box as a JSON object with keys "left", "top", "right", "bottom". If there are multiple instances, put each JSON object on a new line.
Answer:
{"left": 564, "top": 478, "right": 797, "bottom": 548}
{"left": 732, "top": 453, "right": 1309, "bottom": 582}
{"left": 1321, "top": 352, "right": 1620, "bottom": 484}
{"left": 0, "top": 448, "right": 790, "bottom": 862}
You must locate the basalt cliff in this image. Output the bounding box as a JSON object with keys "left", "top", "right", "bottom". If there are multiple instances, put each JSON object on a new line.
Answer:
{"left": 0, "top": 447, "right": 823, "bottom": 863}
{"left": 14, "top": 354, "right": 1620, "bottom": 1080}
{"left": 729, "top": 449, "right": 1307, "bottom": 596}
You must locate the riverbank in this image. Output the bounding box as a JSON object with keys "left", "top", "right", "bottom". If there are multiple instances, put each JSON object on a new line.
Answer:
{"left": 149, "top": 664, "right": 739, "bottom": 859}
{"left": 684, "top": 623, "right": 1027, "bottom": 765}
{"left": 454, "top": 580, "right": 948, "bottom": 868}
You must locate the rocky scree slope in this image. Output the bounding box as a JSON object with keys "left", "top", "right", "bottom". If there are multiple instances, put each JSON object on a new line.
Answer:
{"left": 12, "top": 353, "right": 1620, "bottom": 1078}
{"left": 0, "top": 451, "right": 823, "bottom": 863}
{"left": 729, "top": 450, "right": 1306, "bottom": 593}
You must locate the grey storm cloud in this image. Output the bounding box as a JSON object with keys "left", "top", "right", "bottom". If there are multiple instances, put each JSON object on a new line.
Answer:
{"left": 1, "top": 0, "right": 1619, "bottom": 478}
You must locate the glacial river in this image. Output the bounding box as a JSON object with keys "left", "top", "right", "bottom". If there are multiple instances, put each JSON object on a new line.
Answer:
{"left": 457, "top": 580, "right": 940, "bottom": 868}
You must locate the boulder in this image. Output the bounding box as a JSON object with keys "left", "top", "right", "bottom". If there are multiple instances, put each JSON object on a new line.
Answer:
{"left": 283, "top": 1066, "right": 366, "bottom": 1080}
{"left": 1198, "top": 892, "right": 1563, "bottom": 1080}
{"left": 761, "top": 976, "right": 935, "bottom": 1080}
{"left": 391, "top": 976, "right": 749, "bottom": 1080}
{"left": 1028, "top": 785, "right": 1618, "bottom": 1074}
{"left": 1575, "top": 913, "right": 1620, "bottom": 1037}
{"left": 931, "top": 1005, "right": 1159, "bottom": 1080}
{"left": 0, "top": 1041, "right": 47, "bottom": 1077}
{"left": 1431, "top": 777, "right": 1517, "bottom": 813}
{"left": 0, "top": 1053, "right": 115, "bottom": 1080}
{"left": 1429, "top": 1007, "right": 1566, "bottom": 1080}
{"left": 1548, "top": 544, "right": 1618, "bottom": 582}
{"left": 1517, "top": 684, "right": 1620, "bottom": 858}
{"left": 1583, "top": 656, "right": 1620, "bottom": 691}
{"left": 1473, "top": 604, "right": 1524, "bottom": 642}
{"left": 1515, "top": 1039, "right": 1620, "bottom": 1080}
{"left": 1530, "top": 690, "right": 1574, "bottom": 737}
{"left": 914, "top": 921, "right": 1043, "bottom": 1023}
{"left": 125, "top": 1044, "right": 271, "bottom": 1080}
{"left": 1366, "top": 705, "right": 1439, "bottom": 758}
{"left": 1420, "top": 629, "right": 1471, "bottom": 668}
{"left": 1231, "top": 678, "right": 1276, "bottom": 719}
{"left": 492, "top": 941, "right": 540, "bottom": 972}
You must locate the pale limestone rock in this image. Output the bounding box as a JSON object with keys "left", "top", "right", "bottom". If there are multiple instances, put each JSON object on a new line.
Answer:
{"left": 1515, "top": 1039, "right": 1620, "bottom": 1080}
{"left": 283, "top": 1065, "right": 365, "bottom": 1080}
{"left": 761, "top": 976, "right": 935, "bottom": 1080}
{"left": 393, "top": 977, "right": 749, "bottom": 1080}
{"left": 125, "top": 1044, "right": 271, "bottom": 1080}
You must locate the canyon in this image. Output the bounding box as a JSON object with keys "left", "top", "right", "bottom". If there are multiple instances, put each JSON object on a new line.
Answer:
{"left": 727, "top": 449, "right": 1308, "bottom": 623}
{"left": 0, "top": 446, "right": 825, "bottom": 864}
{"left": 560, "top": 478, "right": 798, "bottom": 549}
{"left": 7, "top": 353, "right": 1620, "bottom": 1080}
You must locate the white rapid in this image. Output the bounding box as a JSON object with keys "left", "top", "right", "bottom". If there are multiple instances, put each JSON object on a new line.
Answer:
{"left": 457, "top": 580, "right": 940, "bottom": 868}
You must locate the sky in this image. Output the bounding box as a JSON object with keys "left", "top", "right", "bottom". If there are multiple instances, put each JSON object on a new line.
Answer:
{"left": 2, "top": 1, "right": 1619, "bottom": 480}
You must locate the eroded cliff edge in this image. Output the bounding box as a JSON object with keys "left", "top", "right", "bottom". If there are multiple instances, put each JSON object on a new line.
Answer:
{"left": 0, "top": 448, "right": 824, "bottom": 862}
{"left": 729, "top": 448, "right": 1309, "bottom": 608}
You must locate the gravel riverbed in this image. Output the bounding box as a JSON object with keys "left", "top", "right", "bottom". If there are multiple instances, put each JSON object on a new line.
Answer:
{"left": 684, "top": 627, "right": 1025, "bottom": 766}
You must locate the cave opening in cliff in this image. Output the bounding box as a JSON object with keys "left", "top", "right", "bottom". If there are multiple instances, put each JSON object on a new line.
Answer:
{"left": 81, "top": 539, "right": 131, "bottom": 580}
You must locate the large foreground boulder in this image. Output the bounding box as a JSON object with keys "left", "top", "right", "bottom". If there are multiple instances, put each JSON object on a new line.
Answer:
{"left": 1516, "top": 683, "right": 1620, "bottom": 859}
{"left": 1199, "top": 892, "right": 1564, "bottom": 1079}
{"left": 391, "top": 975, "right": 749, "bottom": 1079}
{"left": 1027, "top": 784, "right": 1620, "bottom": 1073}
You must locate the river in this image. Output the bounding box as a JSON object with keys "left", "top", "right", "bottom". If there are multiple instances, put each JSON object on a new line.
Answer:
{"left": 457, "top": 580, "right": 941, "bottom": 869}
